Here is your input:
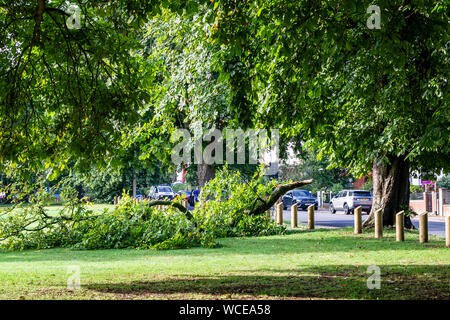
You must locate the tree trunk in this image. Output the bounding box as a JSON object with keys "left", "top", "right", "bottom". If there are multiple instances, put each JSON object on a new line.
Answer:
{"left": 362, "top": 155, "right": 414, "bottom": 229}
{"left": 197, "top": 163, "right": 216, "bottom": 188}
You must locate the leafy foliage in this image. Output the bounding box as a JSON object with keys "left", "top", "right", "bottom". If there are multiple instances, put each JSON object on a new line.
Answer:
{"left": 194, "top": 166, "right": 285, "bottom": 238}
{"left": 0, "top": 0, "right": 156, "bottom": 172}
{"left": 0, "top": 168, "right": 285, "bottom": 250}
{"left": 200, "top": 0, "right": 449, "bottom": 177}
{"left": 65, "top": 161, "right": 172, "bottom": 203}
{"left": 437, "top": 176, "right": 450, "bottom": 189}
{"left": 0, "top": 191, "right": 212, "bottom": 250}
{"left": 279, "top": 148, "right": 354, "bottom": 193}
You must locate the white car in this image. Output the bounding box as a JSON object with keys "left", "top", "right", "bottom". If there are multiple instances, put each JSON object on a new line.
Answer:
{"left": 149, "top": 185, "right": 175, "bottom": 200}
{"left": 330, "top": 190, "right": 372, "bottom": 215}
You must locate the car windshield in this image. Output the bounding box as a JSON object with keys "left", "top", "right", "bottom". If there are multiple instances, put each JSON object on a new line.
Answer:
{"left": 158, "top": 187, "right": 173, "bottom": 192}
{"left": 354, "top": 191, "right": 371, "bottom": 197}
{"left": 292, "top": 190, "right": 310, "bottom": 197}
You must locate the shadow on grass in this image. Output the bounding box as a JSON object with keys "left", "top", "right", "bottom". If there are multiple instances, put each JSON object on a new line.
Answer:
{"left": 85, "top": 264, "right": 449, "bottom": 299}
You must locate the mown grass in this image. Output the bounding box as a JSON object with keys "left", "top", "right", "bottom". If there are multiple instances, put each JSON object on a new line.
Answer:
{"left": 0, "top": 223, "right": 448, "bottom": 300}
{"left": 0, "top": 203, "right": 114, "bottom": 215}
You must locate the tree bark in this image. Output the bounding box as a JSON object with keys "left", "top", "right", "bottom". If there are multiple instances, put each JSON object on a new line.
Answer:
{"left": 197, "top": 163, "right": 216, "bottom": 188}
{"left": 132, "top": 176, "right": 137, "bottom": 198}
{"left": 146, "top": 200, "right": 193, "bottom": 220}
{"left": 248, "top": 180, "right": 313, "bottom": 215}
{"left": 362, "top": 155, "right": 414, "bottom": 229}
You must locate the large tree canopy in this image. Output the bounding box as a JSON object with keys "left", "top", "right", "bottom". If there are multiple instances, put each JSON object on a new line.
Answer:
{"left": 190, "top": 0, "right": 449, "bottom": 226}
{"left": 199, "top": 0, "right": 449, "bottom": 172}
{"left": 0, "top": 0, "right": 199, "bottom": 174}
{"left": 1, "top": 1, "right": 448, "bottom": 227}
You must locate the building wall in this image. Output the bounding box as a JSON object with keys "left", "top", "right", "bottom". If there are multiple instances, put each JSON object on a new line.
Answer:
{"left": 443, "top": 205, "right": 450, "bottom": 217}
{"left": 353, "top": 176, "right": 366, "bottom": 189}
{"left": 409, "top": 200, "right": 426, "bottom": 214}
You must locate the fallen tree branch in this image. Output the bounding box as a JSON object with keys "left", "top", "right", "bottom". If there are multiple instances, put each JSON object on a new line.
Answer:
{"left": 248, "top": 180, "right": 313, "bottom": 215}
{"left": 146, "top": 200, "right": 193, "bottom": 220}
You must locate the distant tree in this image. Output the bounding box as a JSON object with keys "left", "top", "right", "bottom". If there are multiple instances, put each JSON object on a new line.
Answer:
{"left": 279, "top": 148, "right": 354, "bottom": 192}
{"left": 137, "top": 12, "right": 265, "bottom": 187}
{"left": 437, "top": 176, "right": 450, "bottom": 189}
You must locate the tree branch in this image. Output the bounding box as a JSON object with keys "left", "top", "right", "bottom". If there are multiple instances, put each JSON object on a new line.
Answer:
{"left": 248, "top": 180, "right": 313, "bottom": 215}
{"left": 32, "top": 0, "right": 46, "bottom": 44}
{"left": 146, "top": 200, "right": 193, "bottom": 220}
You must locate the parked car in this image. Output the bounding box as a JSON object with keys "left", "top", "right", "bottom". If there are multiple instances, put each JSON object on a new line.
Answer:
{"left": 329, "top": 190, "right": 372, "bottom": 215}
{"left": 188, "top": 189, "right": 200, "bottom": 207}
{"left": 135, "top": 190, "right": 144, "bottom": 200}
{"left": 175, "top": 190, "right": 191, "bottom": 202}
{"left": 149, "top": 185, "right": 175, "bottom": 200}
{"left": 282, "top": 189, "right": 318, "bottom": 210}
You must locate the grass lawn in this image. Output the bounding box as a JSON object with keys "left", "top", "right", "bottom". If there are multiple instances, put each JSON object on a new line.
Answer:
{"left": 0, "top": 223, "right": 448, "bottom": 300}
{"left": 44, "top": 203, "right": 115, "bottom": 215}
{"left": 0, "top": 203, "right": 114, "bottom": 215}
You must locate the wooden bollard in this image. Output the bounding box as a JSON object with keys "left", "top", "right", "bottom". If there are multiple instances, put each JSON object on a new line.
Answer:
{"left": 419, "top": 213, "right": 428, "bottom": 243}
{"left": 396, "top": 211, "right": 404, "bottom": 242}
{"left": 354, "top": 206, "right": 362, "bottom": 234}
{"left": 113, "top": 196, "right": 117, "bottom": 205}
{"left": 446, "top": 216, "right": 450, "bottom": 248}
{"left": 307, "top": 205, "right": 314, "bottom": 230}
{"left": 277, "top": 203, "right": 283, "bottom": 225}
{"left": 375, "top": 209, "right": 383, "bottom": 239}
{"left": 291, "top": 203, "right": 298, "bottom": 228}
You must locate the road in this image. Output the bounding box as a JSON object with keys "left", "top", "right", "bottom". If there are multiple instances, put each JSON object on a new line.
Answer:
{"left": 276, "top": 208, "right": 446, "bottom": 238}
{"left": 188, "top": 203, "right": 446, "bottom": 238}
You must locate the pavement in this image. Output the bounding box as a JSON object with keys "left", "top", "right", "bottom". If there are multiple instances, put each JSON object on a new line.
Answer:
{"left": 275, "top": 208, "right": 446, "bottom": 238}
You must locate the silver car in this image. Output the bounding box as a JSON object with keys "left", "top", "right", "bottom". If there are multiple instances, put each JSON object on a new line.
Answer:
{"left": 330, "top": 190, "right": 372, "bottom": 215}
{"left": 149, "top": 185, "right": 175, "bottom": 200}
